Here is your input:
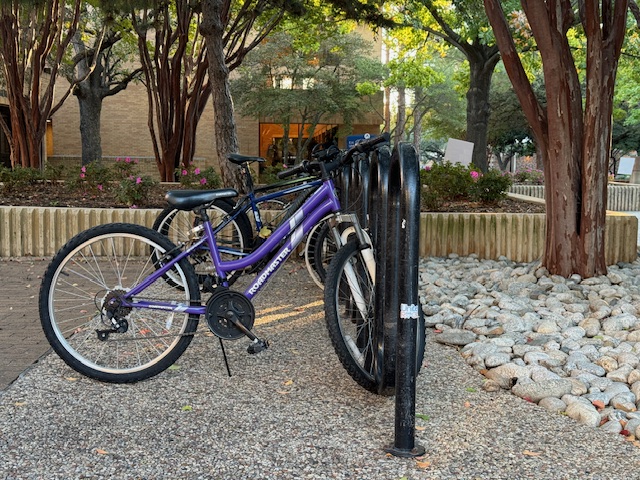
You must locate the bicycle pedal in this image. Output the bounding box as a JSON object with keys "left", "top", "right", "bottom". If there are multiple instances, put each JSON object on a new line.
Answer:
{"left": 247, "top": 339, "right": 269, "bottom": 354}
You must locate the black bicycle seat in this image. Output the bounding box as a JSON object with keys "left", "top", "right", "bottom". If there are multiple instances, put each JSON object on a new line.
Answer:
{"left": 227, "top": 153, "right": 266, "bottom": 165}
{"left": 164, "top": 189, "right": 238, "bottom": 211}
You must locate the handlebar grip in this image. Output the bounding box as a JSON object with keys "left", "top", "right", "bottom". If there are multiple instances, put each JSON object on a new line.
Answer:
{"left": 354, "top": 132, "right": 390, "bottom": 153}
{"left": 277, "top": 162, "right": 308, "bottom": 179}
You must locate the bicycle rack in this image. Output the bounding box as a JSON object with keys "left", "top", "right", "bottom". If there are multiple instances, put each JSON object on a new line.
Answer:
{"left": 338, "top": 137, "right": 424, "bottom": 457}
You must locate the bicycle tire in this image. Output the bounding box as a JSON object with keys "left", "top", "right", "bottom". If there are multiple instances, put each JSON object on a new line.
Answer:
{"left": 304, "top": 219, "right": 329, "bottom": 289}
{"left": 311, "top": 221, "right": 340, "bottom": 285}
{"left": 324, "top": 240, "right": 379, "bottom": 393}
{"left": 324, "top": 240, "right": 425, "bottom": 395}
{"left": 153, "top": 199, "right": 253, "bottom": 284}
{"left": 39, "top": 223, "right": 201, "bottom": 383}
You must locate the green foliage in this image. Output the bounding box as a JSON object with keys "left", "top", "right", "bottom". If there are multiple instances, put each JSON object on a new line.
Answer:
{"left": 231, "top": 26, "right": 385, "bottom": 161}
{"left": 421, "top": 162, "right": 475, "bottom": 201}
{"left": 420, "top": 162, "right": 512, "bottom": 209}
{"left": 113, "top": 175, "right": 157, "bottom": 207}
{"left": 177, "top": 165, "right": 222, "bottom": 189}
{"left": 61, "top": 158, "right": 159, "bottom": 206}
{"left": 470, "top": 169, "right": 512, "bottom": 204}
{"left": 66, "top": 162, "right": 113, "bottom": 194}
{"left": 259, "top": 165, "right": 286, "bottom": 185}
{"left": 510, "top": 168, "right": 544, "bottom": 185}
{"left": 0, "top": 166, "right": 43, "bottom": 192}
{"left": 43, "top": 163, "right": 66, "bottom": 182}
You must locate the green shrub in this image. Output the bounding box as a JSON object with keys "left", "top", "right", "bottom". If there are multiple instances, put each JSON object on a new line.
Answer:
{"left": 470, "top": 169, "right": 513, "bottom": 204}
{"left": 510, "top": 168, "right": 544, "bottom": 185}
{"left": 177, "top": 165, "right": 221, "bottom": 189}
{"left": 0, "top": 166, "right": 43, "bottom": 192}
{"left": 66, "top": 162, "right": 113, "bottom": 194}
{"left": 43, "top": 163, "right": 66, "bottom": 182}
{"left": 421, "top": 162, "right": 512, "bottom": 207}
{"left": 114, "top": 175, "right": 158, "bottom": 206}
{"left": 259, "top": 165, "right": 285, "bottom": 184}
{"left": 111, "top": 157, "right": 140, "bottom": 180}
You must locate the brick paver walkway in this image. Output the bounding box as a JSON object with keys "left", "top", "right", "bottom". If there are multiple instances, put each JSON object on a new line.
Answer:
{"left": 0, "top": 258, "right": 50, "bottom": 390}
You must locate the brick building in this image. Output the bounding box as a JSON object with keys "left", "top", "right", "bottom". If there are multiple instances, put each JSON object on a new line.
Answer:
{"left": 2, "top": 27, "right": 382, "bottom": 181}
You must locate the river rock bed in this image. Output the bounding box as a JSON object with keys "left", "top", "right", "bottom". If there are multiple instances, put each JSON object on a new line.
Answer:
{"left": 420, "top": 253, "right": 640, "bottom": 440}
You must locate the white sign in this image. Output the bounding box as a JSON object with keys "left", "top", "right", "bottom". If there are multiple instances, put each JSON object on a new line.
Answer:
{"left": 444, "top": 138, "right": 474, "bottom": 166}
{"left": 618, "top": 157, "right": 635, "bottom": 175}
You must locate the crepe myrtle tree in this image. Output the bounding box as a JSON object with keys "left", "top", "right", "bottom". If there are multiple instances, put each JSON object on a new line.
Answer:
{"left": 484, "top": 0, "right": 628, "bottom": 278}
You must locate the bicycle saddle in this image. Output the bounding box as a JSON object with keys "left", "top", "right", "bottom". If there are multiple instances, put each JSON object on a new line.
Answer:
{"left": 164, "top": 189, "right": 238, "bottom": 211}
{"left": 227, "top": 153, "right": 266, "bottom": 165}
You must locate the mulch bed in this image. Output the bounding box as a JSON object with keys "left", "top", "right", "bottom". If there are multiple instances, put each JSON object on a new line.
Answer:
{"left": 0, "top": 182, "right": 546, "bottom": 213}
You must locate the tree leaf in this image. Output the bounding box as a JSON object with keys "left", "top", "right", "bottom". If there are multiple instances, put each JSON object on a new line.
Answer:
{"left": 522, "top": 450, "right": 542, "bottom": 456}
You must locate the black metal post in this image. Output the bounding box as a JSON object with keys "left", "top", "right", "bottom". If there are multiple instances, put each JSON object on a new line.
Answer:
{"left": 383, "top": 143, "right": 425, "bottom": 457}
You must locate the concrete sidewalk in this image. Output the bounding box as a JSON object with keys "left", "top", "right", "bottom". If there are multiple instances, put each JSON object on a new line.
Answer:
{"left": 0, "top": 257, "right": 50, "bottom": 390}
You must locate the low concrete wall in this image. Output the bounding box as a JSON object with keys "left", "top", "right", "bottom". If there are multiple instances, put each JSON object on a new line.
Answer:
{"left": 0, "top": 206, "right": 637, "bottom": 265}
{"left": 509, "top": 184, "right": 640, "bottom": 212}
{"left": 419, "top": 212, "right": 638, "bottom": 264}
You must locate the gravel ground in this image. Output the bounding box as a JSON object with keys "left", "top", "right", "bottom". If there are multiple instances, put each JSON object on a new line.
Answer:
{"left": 1, "top": 261, "right": 639, "bottom": 479}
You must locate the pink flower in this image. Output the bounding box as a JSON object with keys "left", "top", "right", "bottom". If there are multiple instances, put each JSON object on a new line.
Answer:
{"left": 81, "top": 166, "right": 86, "bottom": 173}
{"left": 470, "top": 171, "right": 480, "bottom": 179}
{"left": 200, "top": 178, "right": 207, "bottom": 185}
{"left": 80, "top": 173, "right": 85, "bottom": 178}
{"left": 182, "top": 169, "right": 188, "bottom": 176}
{"left": 125, "top": 157, "right": 131, "bottom": 163}
{"left": 97, "top": 184, "right": 103, "bottom": 191}
{"left": 194, "top": 168, "right": 200, "bottom": 175}
{"left": 130, "top": 205, "right": 138, "bottom": 209}
{"left": 116, "top": 157, "right": 121, "bottom": 162}
{"left": 424, "top": 165, "right": 431, "bottom": 171}
{"left": 136, "top": 177, "right": 142, "bottom": 184}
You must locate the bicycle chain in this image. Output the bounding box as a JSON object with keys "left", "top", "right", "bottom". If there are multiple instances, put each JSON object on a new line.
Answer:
{"left": 97, "top": 295, "right": 208, "bottom": 342}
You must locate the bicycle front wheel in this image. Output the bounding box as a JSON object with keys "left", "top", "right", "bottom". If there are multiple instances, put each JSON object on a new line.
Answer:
{"left": 324, "top": 240, "right": 379, "bottom": 394}
{"left": 39, "top": 223, "right": 201, "bottom": 383}
{"left": 324, "top": 240, "right": 426, "bottom": 395}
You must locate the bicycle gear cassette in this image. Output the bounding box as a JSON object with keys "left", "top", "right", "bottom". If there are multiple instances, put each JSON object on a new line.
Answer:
{"left": 205, "top": 290, "right": 255, "bottom": 340}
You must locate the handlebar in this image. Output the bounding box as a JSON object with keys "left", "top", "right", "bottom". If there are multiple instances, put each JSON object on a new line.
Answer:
{"left": 276, "top": 132, "right": 390, "bottom": 180}
{"left": 277, "top": 161, "right": 311, "bottom": 179}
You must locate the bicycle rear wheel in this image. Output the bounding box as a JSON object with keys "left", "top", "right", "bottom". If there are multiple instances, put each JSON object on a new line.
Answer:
{"left": 39, "top": 223, "right": 201, "bottom": 383}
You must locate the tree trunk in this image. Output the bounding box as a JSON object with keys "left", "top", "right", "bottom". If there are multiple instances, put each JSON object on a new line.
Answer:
{"left": 413, "top": 86, "right": 423, "bottom": 152}
{"left": 484, "top": 0, "right": 626, "bottom": 278}
{"left": 395, "top": 84, "right": 406, "bottom": 147}
{"left": 466, "top": 53, "right": 500, "bottom": 172}
{"left": 201, "top": 0, "right": 242, "bottom": 191}
{"left": 75, "top": 66, "right": 104, "bottom": 166}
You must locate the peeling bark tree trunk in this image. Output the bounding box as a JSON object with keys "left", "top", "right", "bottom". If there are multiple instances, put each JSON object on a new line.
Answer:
{"left": 134, "top": 2, "right": 210, "bottom": 182}
{"left": 485, "top": 0, "right": 628, "bottom": 278}
{"left": 0, "top": 0, "right": 81, "bottom": 169}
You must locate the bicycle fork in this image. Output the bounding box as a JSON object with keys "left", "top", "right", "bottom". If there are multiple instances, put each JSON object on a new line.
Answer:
{"left": 328, "top": 214, "right": 375, "bottom": 321}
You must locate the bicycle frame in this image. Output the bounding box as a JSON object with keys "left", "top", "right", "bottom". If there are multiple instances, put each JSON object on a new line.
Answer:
{"left": 122, "top": 176, "right": 342, "bottom": 315}
{"left": 234, "top": 172, "right": 323, "bottom": 234}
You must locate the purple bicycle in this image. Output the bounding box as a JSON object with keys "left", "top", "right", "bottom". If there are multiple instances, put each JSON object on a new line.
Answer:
{"left": 38, "top": 133, "right": 424, "bottom": 392}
